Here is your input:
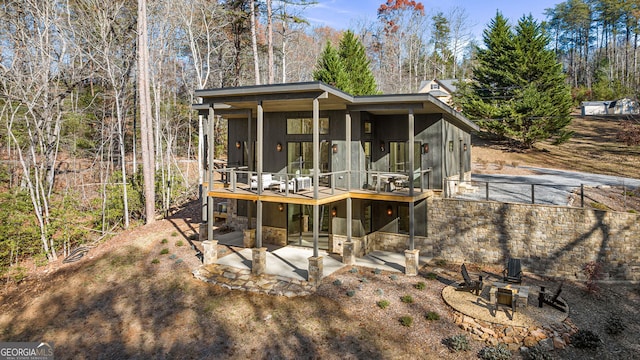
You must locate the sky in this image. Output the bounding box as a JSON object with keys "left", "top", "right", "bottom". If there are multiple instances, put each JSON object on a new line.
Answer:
{"left": 301, "top": 0, "right": 563, "bottom": 40}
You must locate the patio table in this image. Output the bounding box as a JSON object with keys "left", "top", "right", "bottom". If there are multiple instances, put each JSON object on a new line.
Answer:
{"left": 489, "top": 281, "right": 529, "bottom": 308}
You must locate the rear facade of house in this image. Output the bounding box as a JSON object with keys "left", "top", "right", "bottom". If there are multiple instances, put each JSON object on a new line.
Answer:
{"left": 194, "top": 81, "right": 478, "bottom": 275}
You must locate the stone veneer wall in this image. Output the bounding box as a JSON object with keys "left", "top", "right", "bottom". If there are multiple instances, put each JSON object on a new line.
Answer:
{"left": 330, "top": 234, "right": 369, "bottom": 257}
{"left": 427, "top": 198, "right": 640, "bottom": 281}
{"left": 262, "top": 226, "right": 287, "bottom": 246}
{"left": 368, "top": 232, "right": 430, "bottom": 254}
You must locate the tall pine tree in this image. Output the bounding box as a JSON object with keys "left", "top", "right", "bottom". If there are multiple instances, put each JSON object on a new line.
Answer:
{"left": 338, "top": 30, "right": 378, "bottom": 95}
{"left": 458, "top": 13, "right": 572, "bottom": 148}
{"left": 312, "top": 41, "right": 349, "bottom": 90}
{"left": 313, "top": 31, "right": 378, "bottom": 95}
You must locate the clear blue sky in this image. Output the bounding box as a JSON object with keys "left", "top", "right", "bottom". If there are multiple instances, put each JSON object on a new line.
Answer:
{"left": 302, "top": 0, "right": 562, "bottom": 39}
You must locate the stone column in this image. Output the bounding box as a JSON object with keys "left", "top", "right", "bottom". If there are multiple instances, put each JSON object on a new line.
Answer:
{"left": 252, "top": 247, "right": 267, "bottom": 275}
{"left": 308, "top": 256, "right": 323, "bottom": 286}
{"left": 405, "top": 249, "right": 420, "bottom": 276}
{"left": 243, "top": 229, "right": 256, "bottom": 248}
{"left": 202, "top": 240, "right": 218, "bottom": 265}
{"left": 199, "top": 223, "right": 208, "bottom": 241}
{"left": 343, "top": 241, "right": 355, "bottom": 265}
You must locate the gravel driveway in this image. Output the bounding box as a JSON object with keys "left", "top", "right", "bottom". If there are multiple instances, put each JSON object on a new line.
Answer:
{"left": 454, "top": 166, "right": 640, "bottom": 206}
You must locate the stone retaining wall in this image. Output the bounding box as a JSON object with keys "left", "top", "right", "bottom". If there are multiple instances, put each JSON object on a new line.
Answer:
{"left": 426, "top": 198, "right": 640, "bottom": 281}
{"left": 368, "top": 232, "right": 431, "bottom": 254}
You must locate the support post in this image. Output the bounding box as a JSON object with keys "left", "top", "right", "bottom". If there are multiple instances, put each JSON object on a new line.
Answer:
{"left": 343, "top": 241, "right": 355, "bottom": 265}
{"left": 207, "top": 106, "right": 215, "bottom": 243}
{"left": 405, "top": 249, "right": 419, "bottom": 276}
{"left": 308, "top": 256, "right": 323, "bottom": 286}
{"left": 203, "top": 240, "right": 218, "bottom": 265}
{"left": 252, "top": 247, "right": 267, "bottom": 275}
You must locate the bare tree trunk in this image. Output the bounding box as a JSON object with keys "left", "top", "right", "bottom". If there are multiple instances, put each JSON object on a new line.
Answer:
{"left": 250, "top": 0, "right": 261, "bottom": 85}
{"left": 267, "top": 0, "right": 274, "bottom": 84}
{"left": 138, "top": 0, "right": 156, "bottom": 224}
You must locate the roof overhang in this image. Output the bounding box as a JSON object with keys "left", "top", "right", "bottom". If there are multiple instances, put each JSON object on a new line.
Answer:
{"left": 193, "top": 81, "right": 479, "bottom": 132}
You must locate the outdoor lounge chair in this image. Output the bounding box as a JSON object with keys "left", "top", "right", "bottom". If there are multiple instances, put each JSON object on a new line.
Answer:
{"left": 503, "top": 258, "right": 523, "bottom": 283}
{"left": 455, "top": 264, "right": 483, "bottom": 295}
{"left": 540, "top": 283, "right": 567, "bottom": 312}
{"left": 494, "top": 287, "right": 518, "bottom": 317}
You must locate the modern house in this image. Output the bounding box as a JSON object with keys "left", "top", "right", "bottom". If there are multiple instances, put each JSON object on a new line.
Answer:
{"left": 193, "top": 81, "right": 478, "bottom": 283}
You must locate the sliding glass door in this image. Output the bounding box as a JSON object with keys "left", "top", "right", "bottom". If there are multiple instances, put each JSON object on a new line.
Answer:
{"left": 287, "top": 204, "right": 329, "bottom": 249}
{"left": 287, "top": 142, "right": 330, "bottom": 174}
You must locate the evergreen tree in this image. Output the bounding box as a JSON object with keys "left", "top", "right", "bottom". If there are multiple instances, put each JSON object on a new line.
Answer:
{"left": 338, "top": 30, "right": 378, "bottom": 95}
{"left": 312, "top": 41, "right": 349, "bottom": 90}
{"left": 458, "top": 13, "right": 572, "bottom": 148}
{"left": 313, "top": 31, "right": 378, "bottom": 95}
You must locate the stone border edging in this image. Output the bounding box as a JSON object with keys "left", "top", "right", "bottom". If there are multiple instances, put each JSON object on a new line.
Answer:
{"left": 193, "top": 264, "right": 315, "bottom": 297}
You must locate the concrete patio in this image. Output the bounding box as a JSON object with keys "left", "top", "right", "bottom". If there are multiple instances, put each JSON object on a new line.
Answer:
{"left": 212, "top": 231, "right": 432, "bottom": 281}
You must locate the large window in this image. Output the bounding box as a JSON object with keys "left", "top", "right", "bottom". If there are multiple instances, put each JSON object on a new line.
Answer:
{"left": 287, "top": 117, "right": 329, "bottom": 134}
{"left": 287, "top": 141, "right": 329, "bottom": 173}
{"left": 389, "top": 141, "right": 421, "bottom": 172}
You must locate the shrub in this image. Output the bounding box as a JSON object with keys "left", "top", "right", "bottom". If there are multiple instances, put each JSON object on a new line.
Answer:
{"left": 389, "top": 274, "right": 398, "bottom": 281}
{"left": 590, "top": 202, "right": 609, "bottom": 211}
{"left": 399, "top": 316, "right": 413, "bottom": 327}
{"left": 522, "top": 346, "right": 554, "bottom": 360}
{"left": 189, "top": 233, "right": 198, "bottom": 240}
{"left": 605, "top": 314, "right": 626, "bottom": 335}
{"left": 434, "top": 259, "right": 447, "bottom": 267}
{"left": 175, "top": 259, "right": 183, "bottom": 264}
{"left": 425, "top": 272, "right": 438, "bottom": 280}
{"left": 400, "top": 295, "right": 414, "bottom": 303}
{"left": 425, "top": 311, "right": 440, "bottom": 320}
{"left": 175, "top": 240, "right": 185, "bottom": 247}
{"left": 160, "top": 248, "right": 169, "bottom": 255}
{"left": 169, "top": 254, "right": 177, "bottom": 260}
{"left": 349, "top": 267, "right": 359, "bottom": 274}
{"left": 415, "top": 281, "right": 426, "bottom": 290}
{"left": 171, "top": 231, "right": 178, "bottom": 237}
{"left": 151, "top": 258, "right": 160, "bottom": 264}
{"left": 479, "top": 343, "right": 511, "bottom": 360}
{"left": 346, "top": 290, "right": 356, "bottom": 297}
{"left": 332, "top": 279, "right": 343, "bottom": 286}
{"left": 512, "top": 161, "right": 520, "bottom": 168}
{"left": 373, "top": 268, "right": 382, "bottom": 275}
{"left": 161, "top": 239, "right": 168, "bottom": 244}
{"left": 375, "top": 288, "right": 384, "bottom": 296}
{"left": 360, "top": 277, "right": 369, "bottom": 283}
{"left": 570, "top": 329, "right": 601, "bottom": 349}
{"left": 377, "top": 300, "right": 390, "bottom": 309}
{"left": 443, "top": 334, "right": 470, "bottom": 352}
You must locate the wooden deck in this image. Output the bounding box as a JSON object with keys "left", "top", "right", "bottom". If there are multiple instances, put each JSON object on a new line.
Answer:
{"left": 206, "top": 182, "right": 434, "bottom": 205}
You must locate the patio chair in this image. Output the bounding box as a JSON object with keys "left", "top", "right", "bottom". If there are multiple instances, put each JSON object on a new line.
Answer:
{"left": 502, "top": 258, "right": 523, "bottom": 283}
{"left": 494, "top": 287, "right": 518, "bottom": 317}
{"left": 455, "top": 263, "right": 483, "bottom": 295}
{"left": 540, "top": 282, "right": 567, "bottom": 312}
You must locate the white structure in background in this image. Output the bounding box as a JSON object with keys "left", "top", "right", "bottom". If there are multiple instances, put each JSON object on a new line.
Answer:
{"left": 581, "top": 98, "right": 638, "bottom": 116}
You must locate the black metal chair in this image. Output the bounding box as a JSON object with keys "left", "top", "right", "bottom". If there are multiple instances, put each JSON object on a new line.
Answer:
{"left": 540, "top": 282, "right": 567, "bottom": 312}
{"left": 494, "top": 287, "right": 518, "bottom": 317}
{"left": 503, "top": 258, "right": 523, "bottom": 283}
{"left": 455, "top": 263, "right": 483, "bottom": 295}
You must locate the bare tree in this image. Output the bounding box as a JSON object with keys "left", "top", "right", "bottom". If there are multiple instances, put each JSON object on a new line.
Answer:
{"left": 138, "top": 0, "right": 156, "bottom": 224}
{"left": 0, "top": 0, "right": 88, "bottom": 260}
{"left": 73, "top": 0, "right": 137, "bottom": 229}
{"left": 250, "top": 0, "right": 261, "bottom": 84}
